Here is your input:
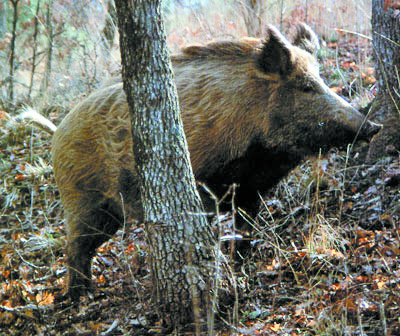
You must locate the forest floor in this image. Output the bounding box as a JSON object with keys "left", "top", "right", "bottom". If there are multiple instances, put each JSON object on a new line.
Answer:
{"left": 0, "top": 39, "right": 399, "bottom": 335}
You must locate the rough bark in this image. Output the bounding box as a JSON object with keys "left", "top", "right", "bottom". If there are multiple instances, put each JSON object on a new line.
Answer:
{"left": 367, "top": 1, "right": 400, "bottom": 161}
{"left": 114, "top": 0, "right": 219, "bottom": 330}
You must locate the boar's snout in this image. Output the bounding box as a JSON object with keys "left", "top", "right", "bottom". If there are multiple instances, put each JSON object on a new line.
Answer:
{"left": 335, "top": 97, "right": 382, "bottom": 142}
{"left": 360, "top": 120, "right": 382, "bottom": 141}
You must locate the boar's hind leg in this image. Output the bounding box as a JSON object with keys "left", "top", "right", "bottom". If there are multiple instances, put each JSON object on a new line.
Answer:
{"left": 67, "top": 198, "right": 123, "bottom": 301}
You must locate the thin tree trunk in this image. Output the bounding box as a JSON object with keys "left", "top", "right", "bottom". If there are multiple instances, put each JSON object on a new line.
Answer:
{"left": 28, "top": 0, "right": 41, "bottom": 99}
{"left": 304, "top": 0, "right": 308, "bottom": 23}
{"left": 115, "top": 0, "right": 223, "bottom": 330}
{"left": 280, "top": 0, "right": 285, "bottom": 32}
{"left": 102, "top": 0, "right": 117, "bottom": 49}
{"left": 0, "top": 0, "right": 7, "bottom": 38}
{"left": 239, "top": 0, "right": 266, "bottom": 37}
{"left": 41, "top": 0, "right": 54, "bottom": 95}
{"left": 8, "top": 0, "right": 19, "bottom": 106}
{"left": 367, "top": 1, "right": 400, "bottom": 161}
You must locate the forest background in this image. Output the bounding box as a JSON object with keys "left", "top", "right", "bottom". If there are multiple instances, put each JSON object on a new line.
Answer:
{"left": 0, "top": 0, "right": 399, "bottom": 335}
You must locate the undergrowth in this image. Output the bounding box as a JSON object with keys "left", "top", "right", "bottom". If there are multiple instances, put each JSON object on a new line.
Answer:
{"left": 1, "top": 1, "right": 399, "bottom": 335}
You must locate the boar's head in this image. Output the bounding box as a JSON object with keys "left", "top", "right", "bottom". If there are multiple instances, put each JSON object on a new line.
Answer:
{"left": 258, "top": 25, "right": 380, "bottom": 157}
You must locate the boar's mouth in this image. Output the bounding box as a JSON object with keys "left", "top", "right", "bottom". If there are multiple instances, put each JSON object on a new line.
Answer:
{"left": 332, "top": 103, "right": 382, "bottom": 143}
{"left": 315, "top": 118, "right": 381, "bottom": 151}
{"left": 265, "top": 117, "right": 381, "bottom": 158}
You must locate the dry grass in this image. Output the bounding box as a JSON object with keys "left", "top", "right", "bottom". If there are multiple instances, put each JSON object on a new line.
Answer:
{"left": 2, "top": 1, "right": 398, "bottom": 335}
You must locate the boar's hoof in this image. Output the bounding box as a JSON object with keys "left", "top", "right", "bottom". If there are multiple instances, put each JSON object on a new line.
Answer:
{"left": 67, "top": 243, "right": 97, "bottom": 302}
{"left": 68, "top": 271, "right": 94, "bottom": 302}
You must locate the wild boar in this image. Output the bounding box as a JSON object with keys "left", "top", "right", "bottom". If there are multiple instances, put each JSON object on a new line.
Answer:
{"left": 27, "top": 24, "right": 380, "bottom": 300}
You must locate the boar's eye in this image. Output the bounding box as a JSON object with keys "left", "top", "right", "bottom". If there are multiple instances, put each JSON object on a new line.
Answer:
{"left": 302, "top": 85, "right": 314, "bottom": 93}
{"left": 296, "top": 76, "right": 316, "bottom": 93}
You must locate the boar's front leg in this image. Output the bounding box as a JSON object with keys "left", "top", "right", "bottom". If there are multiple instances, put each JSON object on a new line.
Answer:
{"left": 66, "top": 198, "right": 123, "bottom": 301}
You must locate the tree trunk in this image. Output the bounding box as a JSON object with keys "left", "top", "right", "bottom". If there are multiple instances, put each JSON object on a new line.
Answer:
{"left": 41, "top": 0, "right": 54, "bottom": 95}
{"left": 0, "top": 0, "right": 7, "bottom": 38}
{"left": 114, "top": 0, "right": 222, "bottom": 330}
{"left": 102, "top": 0, "right": 117, "bottom": 49}
{"left": 367, "top": 1, "right": 400, "bottom": 161}
{"left": 239, "top": 0, "right": 266, "bottom": 37}
{"left": 28, "top": 0, "right": 41, "bottom": 99}
{"left": 8, "top": 0, "right": 19, "bottom": 106}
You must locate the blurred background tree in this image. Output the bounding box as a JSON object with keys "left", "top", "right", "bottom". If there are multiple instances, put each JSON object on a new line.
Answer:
{"left": 239, "top": 0, "right": 267, "bottom": 36}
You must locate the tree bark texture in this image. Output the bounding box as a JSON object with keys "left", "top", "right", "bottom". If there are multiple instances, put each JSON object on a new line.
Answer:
{"left": 371, "top": 1, "right": 400, "bottom": 120}
{"left": 368, "top": 1, "right": 400, "bottom": 160}
{"left": 114, "top": 0, "right": 217, "bottom": 329}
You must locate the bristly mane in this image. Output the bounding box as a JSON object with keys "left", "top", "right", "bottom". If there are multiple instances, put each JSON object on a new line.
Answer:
{"left": 173, "top": 39, "right": 262, "bottom": 60}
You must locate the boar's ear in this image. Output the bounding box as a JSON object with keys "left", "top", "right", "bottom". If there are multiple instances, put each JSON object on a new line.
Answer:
{"left": 257, "top": 25, "right": 293, "bottom": 77}
{"left": 292, "top": 23, "right": 320, "bottom": 57}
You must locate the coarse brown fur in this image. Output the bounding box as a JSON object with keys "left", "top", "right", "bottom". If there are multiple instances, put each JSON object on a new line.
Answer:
{"left": 47, "top": 24, "right": 380, "bottom": 300}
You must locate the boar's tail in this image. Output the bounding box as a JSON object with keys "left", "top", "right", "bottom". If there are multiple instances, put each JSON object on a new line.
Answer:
{"left": 16, "top": 106, "right": 57, "bottom": 134}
